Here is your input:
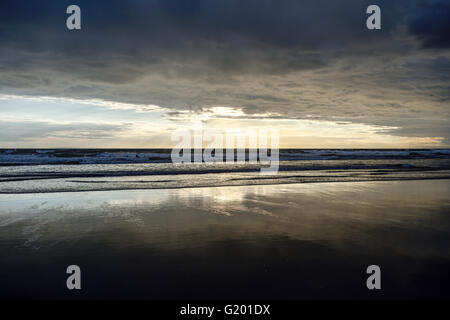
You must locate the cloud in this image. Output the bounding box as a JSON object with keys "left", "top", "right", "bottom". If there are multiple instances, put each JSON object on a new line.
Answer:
{"left": 0, "top": 119, "right": 131, "bottom": 142}
{"left": 0, "top": 0, "right": 449, "bottom": 145}
{"left": 0, "top": 94, "right": 164, "bottom": 112}
{"left": 407, "top": 0, "right": 450, "bottom": 48}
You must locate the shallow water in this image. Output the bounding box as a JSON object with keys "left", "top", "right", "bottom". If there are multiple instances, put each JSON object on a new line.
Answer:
{"left": 1, "top": 158, "right": 450, "bottom": 193}
{"left": 1, "top": 179, "right": 449, "bottom": 299}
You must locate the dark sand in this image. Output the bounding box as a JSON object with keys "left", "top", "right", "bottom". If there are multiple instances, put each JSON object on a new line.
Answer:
{"left": 0, "top": 179, "right": 449, "bottom": 299}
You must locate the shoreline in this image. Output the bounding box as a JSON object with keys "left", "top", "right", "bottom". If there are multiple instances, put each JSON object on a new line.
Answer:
{"left": 0, "top": 175, "right": 449, "bottom": 195}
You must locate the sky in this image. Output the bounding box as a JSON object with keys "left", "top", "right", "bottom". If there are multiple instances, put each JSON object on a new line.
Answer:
{"left": 0, "top": 0, "right": 449, "bottom": 148}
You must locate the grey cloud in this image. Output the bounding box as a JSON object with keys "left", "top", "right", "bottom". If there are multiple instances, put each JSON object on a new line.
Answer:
{"left": 0, "top": 0, "right": 449, "bottom": 143}
{"left": 407, "top": 0, "right": 450, "bottom": 48}
{"left": 0, "top": 120, "right": 131, "bottom": 142}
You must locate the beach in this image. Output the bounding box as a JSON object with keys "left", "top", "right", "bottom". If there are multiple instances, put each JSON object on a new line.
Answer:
{"left": 2, "top": 0, "right": 450, "bottom": 307}
{"left": 1, "top": 179, "right": 449, "bottom": 299}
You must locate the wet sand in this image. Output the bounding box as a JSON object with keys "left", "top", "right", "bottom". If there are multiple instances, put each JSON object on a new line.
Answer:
{"left": 0, "top": 179, "right": 449, "bottom": 299}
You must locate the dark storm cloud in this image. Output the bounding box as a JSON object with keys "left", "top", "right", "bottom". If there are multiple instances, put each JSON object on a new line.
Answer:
{"left": 0, "top": 0, "right": 411, "bottom": 81}
{"left": 408, "top": 0, "right": 450, "bottom": 48}
{"left": 0, "top": 0, "right": 449, "bottom": 143}
{"left": 0, "top": 0, "right": 445, "bottom": 83}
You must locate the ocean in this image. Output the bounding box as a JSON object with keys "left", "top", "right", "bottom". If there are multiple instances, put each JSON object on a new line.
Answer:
{"left": 1, "top": 149, "right": 449, "bottom": 193}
